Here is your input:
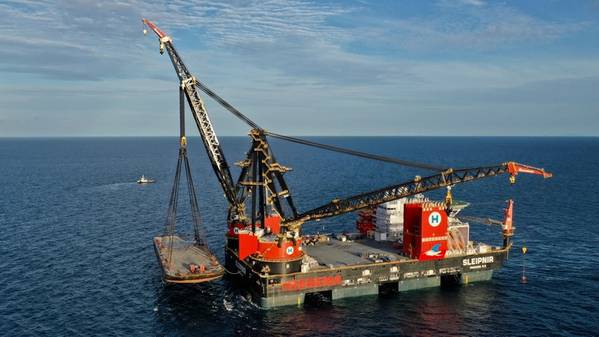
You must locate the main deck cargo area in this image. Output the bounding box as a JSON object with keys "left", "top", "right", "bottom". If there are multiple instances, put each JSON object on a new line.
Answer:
{"left": 304, "top": 238, "right": 408, "bottom": 268}
{"left": 303, "top": 235, "right": 495, "bottom": 270}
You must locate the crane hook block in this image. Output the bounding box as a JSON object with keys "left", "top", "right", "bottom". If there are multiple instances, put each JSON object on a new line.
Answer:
{"left": 159, "top": 36, "right": 172, "bottom": 55}
{"left": 444, "top": 186, "right": 453, "bottom": 206}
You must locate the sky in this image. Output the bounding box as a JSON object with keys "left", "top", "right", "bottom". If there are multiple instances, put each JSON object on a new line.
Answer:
{"left": 1, "top": 0, "right": 598, "bottom": 137}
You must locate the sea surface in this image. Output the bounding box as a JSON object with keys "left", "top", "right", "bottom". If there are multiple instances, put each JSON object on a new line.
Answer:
{"left": 0, "top": 137, "right": 597, "bottom": 336}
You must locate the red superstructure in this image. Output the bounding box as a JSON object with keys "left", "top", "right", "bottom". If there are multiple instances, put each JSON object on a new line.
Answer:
{"left": 403, "top": 202, "right": 448, "bottom": 261}
{"left": 231, "top": 215, "right": 304, "bottom": 267}
{"left": 264, "top": 215, "right": 282, "bottom": 234}
{"left": 356, "top": 207, "right": 376, "bottom": 235}
{"left": 237, "top": 230, "right": 259, "bottom": 260}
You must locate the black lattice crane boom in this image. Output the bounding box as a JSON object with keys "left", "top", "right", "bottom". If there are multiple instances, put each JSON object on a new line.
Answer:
{"left": 281, "top": 162, "right": 551, "bottom": 231}
{"left": 142, "top": 19, "right": 244, "bottom": 221}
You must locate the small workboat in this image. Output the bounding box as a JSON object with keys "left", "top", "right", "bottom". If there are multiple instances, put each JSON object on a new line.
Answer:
{"left": 137, "top": 175, "right": 155, "bottom": 184}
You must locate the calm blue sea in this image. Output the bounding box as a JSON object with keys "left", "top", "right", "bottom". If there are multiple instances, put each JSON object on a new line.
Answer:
{"left": 0, "top": 137, "right": 597, "bottom": 336}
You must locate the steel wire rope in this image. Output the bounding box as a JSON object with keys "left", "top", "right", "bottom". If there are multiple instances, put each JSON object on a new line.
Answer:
{"left": 192, "top": 79, "right": 445, "bottom": 172}
{"left": 164, "top": 151, "right": 184, "bottom": 267}
{"left": 183, "top": 153, "right": 207, "bottom": 247}
{"left": 264, "top": 131, "right": 447, "bottom": 171}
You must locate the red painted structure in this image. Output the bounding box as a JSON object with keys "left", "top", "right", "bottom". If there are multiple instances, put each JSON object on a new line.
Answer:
{"left": 356, "top": 208, "right": 376, "bottom": 235}
{"left": 264, "top": 215, "right": 281, "bottom": 234}
{"left": 502, "top": 199, "right": 514, "bottom": 236}
{"left": 238, "top": 231, "right": 259, "bottom": 260}
{"left": 256, "top": 237, "right": 303, "bottom": 260}
{"left": 231, "top": 215, "right": 304, "bottom": 261}
{"left": 403, "top": 202, "right": 448, "bottom": 261}
{"left": 281, "top": 275, "right": 342, "bottom": 292}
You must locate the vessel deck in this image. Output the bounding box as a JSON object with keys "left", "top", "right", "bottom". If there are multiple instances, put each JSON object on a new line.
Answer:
{"left": 304, "top": 238, "right": 410, "bottom": 268}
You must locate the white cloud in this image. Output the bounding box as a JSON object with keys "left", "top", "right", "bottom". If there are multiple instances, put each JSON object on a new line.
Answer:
{"left": 0, "top": 0, "right": 588, "bottom": 82}
{"left": 142, "top": 0, "right": 352, "bottom": 45}
{"left": 0, "top": 0, "right": 352, "bottom": 80}
{"left": 458, "top": 0, "right": 486, "bottom": 6}
{"left": 357, "top": 3, "right": 586, "bottom": 52}
{"left": 0, "top": 1, "right": 597, "bottom": 136}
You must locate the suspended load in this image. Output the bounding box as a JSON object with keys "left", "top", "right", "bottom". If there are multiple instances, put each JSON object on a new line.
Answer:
{"left": 153, "top": 89, "right": 224, "bottom": 284}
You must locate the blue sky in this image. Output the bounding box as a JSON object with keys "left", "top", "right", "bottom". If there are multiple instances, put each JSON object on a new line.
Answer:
{"left": 1, "top": 0, "right": 598, "bottom": 136}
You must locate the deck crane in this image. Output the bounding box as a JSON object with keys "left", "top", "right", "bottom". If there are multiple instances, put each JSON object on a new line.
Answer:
{"left": 142, "top": 19, "right": 551, "bottom": 277}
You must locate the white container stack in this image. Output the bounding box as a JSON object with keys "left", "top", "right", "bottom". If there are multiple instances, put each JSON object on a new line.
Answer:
{"left": 374, "top": 195, "right": 427, "bottom": 242}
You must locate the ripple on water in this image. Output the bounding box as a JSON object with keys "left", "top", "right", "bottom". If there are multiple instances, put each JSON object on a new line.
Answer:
{"left": 0, "top": 137, "right": 598, "bottom": 336}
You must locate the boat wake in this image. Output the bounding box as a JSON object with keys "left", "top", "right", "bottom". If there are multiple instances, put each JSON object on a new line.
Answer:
{"left": 84, "top": 182, "right": 138, "bottom": 192}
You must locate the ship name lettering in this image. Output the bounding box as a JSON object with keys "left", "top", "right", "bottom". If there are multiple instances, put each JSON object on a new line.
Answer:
{"left": 463, "top": 256, "right": 494, "bottom": 266}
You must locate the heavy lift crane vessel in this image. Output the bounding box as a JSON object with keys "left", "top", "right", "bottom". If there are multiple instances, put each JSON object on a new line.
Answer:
{"left": 143, "top": 19, "right": 551, "bottom": 298}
